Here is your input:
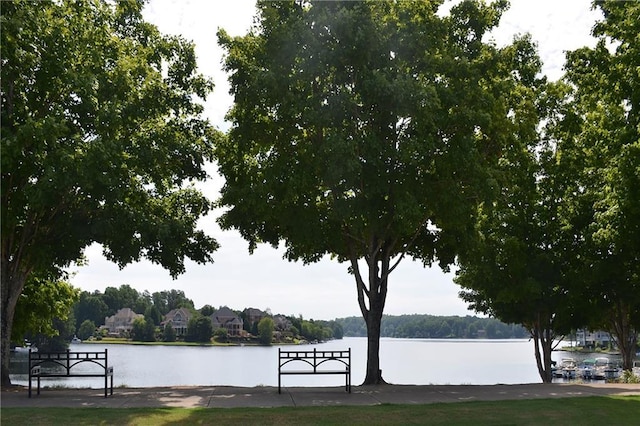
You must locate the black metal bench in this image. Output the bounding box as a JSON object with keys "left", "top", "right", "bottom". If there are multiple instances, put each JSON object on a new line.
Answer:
{"left": 278, "top": 348, "right": 351, "bottom": 393}
{"left": 28, "top": 349, "right": 114, "bottom": 397}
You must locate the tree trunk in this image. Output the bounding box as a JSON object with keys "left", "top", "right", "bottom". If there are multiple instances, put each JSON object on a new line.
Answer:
{"left": 1, "top": 254, "right": 28, "bottom": 387}
{"left": 350, "top": 238, "right": 393, "bottom": 385}
{"left": 530, "top": 317, "right": 555, "bottom": 383}
{"left": 363, "top": 295, "right": 386, "bottom": 385}
{"left": 609, "top": 303, "right": 638, "bottom": 371}
{"left": 0, "top": 311, "right": 15, "bottom": 387}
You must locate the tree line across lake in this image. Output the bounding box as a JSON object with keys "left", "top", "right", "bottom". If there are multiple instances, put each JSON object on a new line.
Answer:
{"left": 336, "top": 315, "right": 527, "bottom": 340}
{"left": 22, "top": 283, "right": 526, "bottom": 350}
{"left": 26, "top": 284, "right": 345, "bottom": 349}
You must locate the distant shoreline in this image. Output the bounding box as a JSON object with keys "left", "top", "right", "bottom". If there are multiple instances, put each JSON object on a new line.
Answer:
{"left": 77, "top": 337, "right": 317, "bottom": 347}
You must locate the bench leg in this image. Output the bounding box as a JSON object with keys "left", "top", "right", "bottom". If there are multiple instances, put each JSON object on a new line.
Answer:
{"left": 278, "top": 374, "right": 281, "bottom": 394}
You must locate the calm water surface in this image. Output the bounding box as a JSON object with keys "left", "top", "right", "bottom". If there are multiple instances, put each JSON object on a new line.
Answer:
{"left": 10, "top": 337, "right": 593, "bottom": 389}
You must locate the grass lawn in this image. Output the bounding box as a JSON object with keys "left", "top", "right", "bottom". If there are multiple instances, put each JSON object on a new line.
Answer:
{"left": 3, "top": 396, "right": 639, "bottom": 425}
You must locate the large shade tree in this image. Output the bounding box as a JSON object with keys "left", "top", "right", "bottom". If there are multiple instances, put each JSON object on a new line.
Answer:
{"left": 455, "top": 84, "right": 586, "bottom": 382}
{"left": 216, "top": 0, "right": 543, "bottom": 384}
{"left": 554, "top": 0, "right": 640, "bottom": 371}
{"left": 1, "top": 0, "right": 219, "bottom": 385}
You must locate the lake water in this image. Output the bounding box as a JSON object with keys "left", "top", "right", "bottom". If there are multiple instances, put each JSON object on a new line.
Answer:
{"left": 9, "top": 337, "right": 603, "bottom": 389}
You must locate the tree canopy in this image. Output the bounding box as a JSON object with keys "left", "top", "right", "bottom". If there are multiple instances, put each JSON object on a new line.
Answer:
{"left": 12, "top": 274, "right": 79, "bottom": 344}
{"left": 216, "top": 0, "right": 543, "bottom": 384}
{"left": 455, "top": 0, "right": 640, "bottom": 377}
{"left": 185, "top": 316, "right": 214, "bottom": 343}
{"left": 553, "top": 0, "right": 640, "bottom": 370}
{"left": 1, "top": 0, "right": 219, "bottom": 385}
{"left": 258, "top": 316, "right": 275, "bottom": 345}
{"left": 337, "top": 315, "right": 526, "bottom": 339}
{"left": 454, "top": 89, "right": 581, "bottom": 382}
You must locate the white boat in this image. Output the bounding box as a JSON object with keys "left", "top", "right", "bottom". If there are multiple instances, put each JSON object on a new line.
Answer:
{"left": 10, "top": 341, "right": 37, "bottom": 353}
{"left": 71, "top": 335, "right": 82, "bottom": 343}
{"left": 557, "top": 358, "right": 577, "bottom": 379}
{"left": 592, "top": 357, "right": 611, "bottom": 380}
{"left": 578, "top": 359, "right": 596, "bottom": 380}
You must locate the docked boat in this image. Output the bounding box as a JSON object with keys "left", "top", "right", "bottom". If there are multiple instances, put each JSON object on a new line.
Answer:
{"left": 10, "top": 341, "right": 36, "bottom": 353}
{"left": 592, "top": 357, "right": 610, "bottom": 380}
{"left": 578, "top": 359, "right": 596, "bottom": 380}
{"left": 556, "top": 358, "right": 578, "bottom": 379}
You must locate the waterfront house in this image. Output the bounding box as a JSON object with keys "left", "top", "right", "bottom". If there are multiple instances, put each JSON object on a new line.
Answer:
{"left": 162, "top": 307, "right": 193, "bottom": 336}
{"left": 104, "top": 308, "right": 143, "bottom": 336}
{"left": 211, "top": 306, "right": 244, "bottom": 337}
{"left": 244, "top": 307, "right": 266, "bottom": 328}
{"left": 274, "top": 315, "right": 293, "bottom": 331}
{"left": 576, "top": 329, "right": 613, "bottom": 348}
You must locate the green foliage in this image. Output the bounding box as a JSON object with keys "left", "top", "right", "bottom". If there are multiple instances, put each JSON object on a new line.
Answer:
{"left": 185, "top": 316, "right": 213, "bottom": 343}
{"left": 162, "top": 323, "right": 177, "bottom": 343}
{"left": 329, "top": 320, "right": 344, "bottom": 339}
{"left": 134, "top": 291, "right": 154, "bottom": 316}
{"left": 77, "top": 319, "right": 96, "bottom": 341}
{"left": 289, "top": 325, "right": 300, "bottom": 337}
{"left": 103, "top": 285, "right": 141, "bottom": 316}
{"left": 12, "top": 276, "right": 79, "bottom": 343}
{"left": 257, "top": 317, "right": 275, "bottom": 345}
{"left": 144, "top": 305, "right": 163, "bottom": 326}
{"left": 550, "top": 0, "right": 640, "bottom": 371}
{"left": 213, "top": 327, "right": 228, "bottom": 343}
{"left": 616, "top": 370, "right": 640, "bottom": 384}
{"left": 216, "top": 0, "right": 544, "bottom": 383}
{"left": 32, "top": 316, "right": 76, "bottom": 352}
{"left": 215, "top": 0, "right": 535, "bottom": 270}
{"left": 337, "top": 315, "right": 527, "bottom": 339}
{"left": 453, "top": 0, "right": 640, "bottom": 380}
{"left": 300, "top": 319, "right": 332, "bottom": 342}
{"left": 74, "top": 292, "right": 110, "bottom": 331}
{"left": 1, "top": 0, "right": 218, "bottom": 384}
{"left": 72, "top": 286, "right": 195, "bottom": 331}
{"left": 152, "top": 290, "right": 195, "bottom": 315}
{"left": 1, "top": 0, "right": 219, "bottom": 277}
{"left": 199, "top": 304, "right": 215, "bottom": 317}
{"left": 131, "top": 317, "right": 156, "bottom": 342}
{"left": 453, "top": 106, "right": 577, "bottom": 382}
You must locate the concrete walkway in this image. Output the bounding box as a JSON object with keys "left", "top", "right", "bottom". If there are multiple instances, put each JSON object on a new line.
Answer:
{"left": 2, "top": 383, "right": 639, "bottom": 409}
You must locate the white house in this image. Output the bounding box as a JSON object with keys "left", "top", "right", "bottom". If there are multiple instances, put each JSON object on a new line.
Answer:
{"left": 575, "top": 329, "right": 612, "bottom": 348}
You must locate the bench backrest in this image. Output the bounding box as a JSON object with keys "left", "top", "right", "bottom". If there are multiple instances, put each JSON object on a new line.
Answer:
{"left": 279, "top": 348, "right": 350, "bottom": 371}
{"left": 29, "top": 349, "right": 109, "bottom": 374}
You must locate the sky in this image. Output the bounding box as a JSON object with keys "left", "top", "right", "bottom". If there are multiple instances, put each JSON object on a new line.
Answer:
{"left": 67, "top": 0, "right": 602, "bottom": 320}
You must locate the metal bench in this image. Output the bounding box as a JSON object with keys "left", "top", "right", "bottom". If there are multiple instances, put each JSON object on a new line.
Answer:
{"left": 278, "top": 348, "right": 351, "bottom": 393}
{"left": 28, "top": 349, "right": 114, "bottom": 397}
